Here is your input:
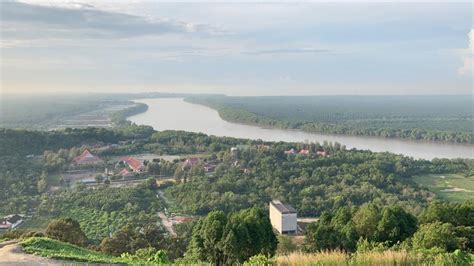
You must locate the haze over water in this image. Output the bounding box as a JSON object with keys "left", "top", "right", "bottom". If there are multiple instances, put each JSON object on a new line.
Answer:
{"left": 128, "top": 98, "right": 473, "bottom": 160}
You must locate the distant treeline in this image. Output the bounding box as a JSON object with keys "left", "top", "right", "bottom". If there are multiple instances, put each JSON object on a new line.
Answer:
{"left": 185, "top": 96, "right": 473, "bottom": 144}
{"left": 110, "top": 103, "right": 148, "bottom": 125}
{"left": 0, "top": 126, "right": 154, "bottom": 157}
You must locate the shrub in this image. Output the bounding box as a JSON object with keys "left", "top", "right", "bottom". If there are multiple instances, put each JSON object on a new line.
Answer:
{"left": 412, "top": 222, "right": 460, "bottom": 251}
{"left": 45, "top": 218, "right": 88, "bottom": 246}
{"left": 243, "top": 254, "right": 274, "bottom": 265}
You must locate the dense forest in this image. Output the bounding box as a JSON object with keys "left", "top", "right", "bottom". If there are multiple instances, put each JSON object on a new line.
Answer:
{"left": 165, "top": 141, "right": 469, "bottom": 216}
{"left": 1, "top": 127, "right": 473, "bottom": 264}
{"left": 185, "top": 95, "right": 473, "bottom": 144}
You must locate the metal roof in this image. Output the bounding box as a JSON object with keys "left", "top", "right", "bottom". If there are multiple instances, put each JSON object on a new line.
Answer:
{"left": 270, "top": 200, "right": 296, "bottom": 214}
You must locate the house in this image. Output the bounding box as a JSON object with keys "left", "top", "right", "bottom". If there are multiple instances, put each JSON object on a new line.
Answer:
{"left": 182, "top": 158, "right": 200, "bottom": 169}
{"left": 203, "top": 163, "right": 216, "bottom": 173}
{"left": 269, "top": 200, "right": 297, "bottom": 234}
{"left": 73, "top": 149, "right": 103, "bottom": 165}
{"left": 118, "top": 168, "right": 134, "bottom": 178}
{"left": 0, "top": 214, "right": 23, "bottom": 230}
{"left": 316, "top": 150, "right": 328, "bottom": 157}
{"left": 171, "top": 216, "right": 193, "bottom": 225}
{"left": 298, "top": 149, "right": 310, "bottom": 155}
{"left": 284, "top": 148, "right": 297, "bottom": 155}
{"left": 256, "top": 144, "right": 270, "bottom": 150}
{"left": 121, "top": 157, "right": 145, "bottom": 172}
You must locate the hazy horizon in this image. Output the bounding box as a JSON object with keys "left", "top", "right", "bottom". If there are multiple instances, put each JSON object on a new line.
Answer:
{"left": 1, "top": 1, "right": 473, "bottom": 96}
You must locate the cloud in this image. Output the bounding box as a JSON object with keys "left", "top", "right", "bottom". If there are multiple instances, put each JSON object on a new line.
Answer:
{"left": 247, "top": 48, "right": 330, "bottom": 55}
{"left": 0, "top": 1, "right": 220, "bottom": 41}
{"left": 458, "top": 28, "right": 473, "bottom": 76}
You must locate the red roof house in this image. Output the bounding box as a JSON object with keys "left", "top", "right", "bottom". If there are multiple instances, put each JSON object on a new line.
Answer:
{"left": 299, "top": 149, "right": 310, "bottom": 155}
{"left": 284, "top": 148, "right": 297, "bottom": 155}
{"left": 73, "top": 149, "right": 103, "bottom": 165}
{"left": 118, "top": 168, "right": 134, "bottom": 178}
{"left": 0, "top": 214, "right": 23, "bottom": 230}
{"left": 316, "top": 150, "right": 328, "bottom": 157}
{"left": 121, "top": 157, "right": 145, "bottom": 172}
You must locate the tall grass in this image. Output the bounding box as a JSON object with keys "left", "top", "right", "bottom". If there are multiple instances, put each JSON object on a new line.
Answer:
{"left": 351, "top": 250, "right": 423, "bottom": 265}
{"left": 276, "top": 251, "right": 348, "bottom": 265}
{"left": 276, "top": 250, "right": 472, "bottom": 266}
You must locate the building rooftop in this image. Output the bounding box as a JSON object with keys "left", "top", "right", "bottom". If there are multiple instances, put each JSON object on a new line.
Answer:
{"left": 271, "top": 200, "right": 297, "bottom": 214}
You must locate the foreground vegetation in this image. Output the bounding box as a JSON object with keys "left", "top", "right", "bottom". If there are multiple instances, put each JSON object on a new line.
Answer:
{"left": 20, "top": 237, "right": 129, "bottom": 264}
{"left": 186, "top": 95, "right": 473, "bottom": 144}
{"left": 1, "top": 126, "right": 472, "bottom": 264}
{"left": 276, "top": 249, "right": 473, "bottom": 265}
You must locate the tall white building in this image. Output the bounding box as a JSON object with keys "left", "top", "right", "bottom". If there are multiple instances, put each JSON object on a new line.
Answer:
{"left": 269, "top": 200, "right": 297, "bottom": 234}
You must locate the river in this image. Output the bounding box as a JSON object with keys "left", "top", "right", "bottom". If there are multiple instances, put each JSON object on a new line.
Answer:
{"left": 128, "top": 98, "right": 473, "bottom": 160}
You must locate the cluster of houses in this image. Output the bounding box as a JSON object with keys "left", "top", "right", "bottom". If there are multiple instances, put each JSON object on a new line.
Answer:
{"left": 72, "top": 149, "right": 146, "bottom": 180}
{"left": 284, "top": 148, "right": 328, "bottom": 157}
{"left": 0, "top": 214, "right": 23, "bottom": 231}
{"left": 116, "top": 156, "right": 145, "bottom": 178}
{"left": 182, "top": 157, "right": 217, "bottom": 173}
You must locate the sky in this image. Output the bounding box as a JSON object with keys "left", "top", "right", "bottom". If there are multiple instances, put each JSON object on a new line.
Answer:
{"left": 0, "top": 0, "right": 473, "bottom": 96}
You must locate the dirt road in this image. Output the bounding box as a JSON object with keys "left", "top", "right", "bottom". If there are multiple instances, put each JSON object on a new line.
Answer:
{"left": 157, "top": 211, "right": 176, "bottom": 237}
{"left": 0, "top": 240, "right": 66, "bottom": 265}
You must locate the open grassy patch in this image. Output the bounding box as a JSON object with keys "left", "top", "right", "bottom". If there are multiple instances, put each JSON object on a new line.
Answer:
{"left": 414, "top": 174, "right": 474, "bottom": 202}
{"left": 20, "top": 237, "right": 128, "bottom": 264}
{"left": 22, "top": 216, "right": 51, "bottom": 231}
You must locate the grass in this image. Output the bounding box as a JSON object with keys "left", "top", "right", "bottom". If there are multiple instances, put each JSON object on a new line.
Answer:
{"left": 22, "top": 216, "right": 51, "bottom": 231}
{"left": 277, "top": 251, "right": 348, "bottom": 265}
{"left": 276, "top": 250, "right": 473, "bottom": 265}
{"left": 414, "top": 174, "right": 474, "bottom": 202}
{"left": 20, "top": 237, "right": 129, "bottom": 264}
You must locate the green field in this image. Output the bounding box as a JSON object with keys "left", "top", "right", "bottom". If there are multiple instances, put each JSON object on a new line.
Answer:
{"left": 20, "top": 237, "right": 128, "bottom": 264}
{"left": 414, "top": 174, "right": 474, "bottom": 202}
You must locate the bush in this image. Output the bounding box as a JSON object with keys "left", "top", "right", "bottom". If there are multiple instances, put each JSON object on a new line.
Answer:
{"left": 45, "top": 218, "right": 88, "bottom": 247}
{"left": 412, "top": 222, "right": 460, "bottom": 251}
{"left": 121, "top": 248, "right": 170, "bottom": 264}
{"left": 243, "top": 254, "right": 274, "bottom": 266}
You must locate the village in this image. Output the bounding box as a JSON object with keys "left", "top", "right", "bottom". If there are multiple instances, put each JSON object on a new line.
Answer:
{"left": 2, "top": 142, "right": 329, "bottom": 237}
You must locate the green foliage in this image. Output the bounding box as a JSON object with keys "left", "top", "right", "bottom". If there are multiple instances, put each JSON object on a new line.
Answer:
{"left": 110, "top": 103, "right": 148, "bottom": 125}
{"left": 188, "top": 208, "right": 277, "bottom": 265}
{"left": 277, "top": 235, "right": 298, "bottom": 255}
{"left": 418, "top": 200, "right": 474, "bottom": 251}
{"left": 121, "top": 248, "right": 170, "bottom": 264}
{"left": 39, "top": 186, "right": 162, "bottom": 243}
{"left": 45, "top": 218, "right": 88, "bottom": 247}
{"left": 186, "top": 95, "right": 473, "bottom": 143}
{"left": 412, "top": 222, "right": 461, "bottom": 251}
{"left": 20, "top": 237, "right": 137, "bottom": 264}
{"left": 99, "top": 223, "right": 176, "bottom": 260}
{"left": 419, "top": 199, "right": 474, "bottom": 226}
{"left": 305, "top": 205, "right": 416, "bottom": 252}
{"left": 243, "top": 254, "right": 274, "bottom": 265}
{"left": 166, "top": 146, "right": 468, "bottom": 217}
{"left": 375, "top": 206, "right": 417, "bottom": 244}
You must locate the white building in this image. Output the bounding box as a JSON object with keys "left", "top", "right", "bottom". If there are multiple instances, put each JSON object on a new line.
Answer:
{"left": 0, "top": 214, "right": 23, "bottom": 230}
{"left": 269, "top": 200, "right": 297, "bottom": 234}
